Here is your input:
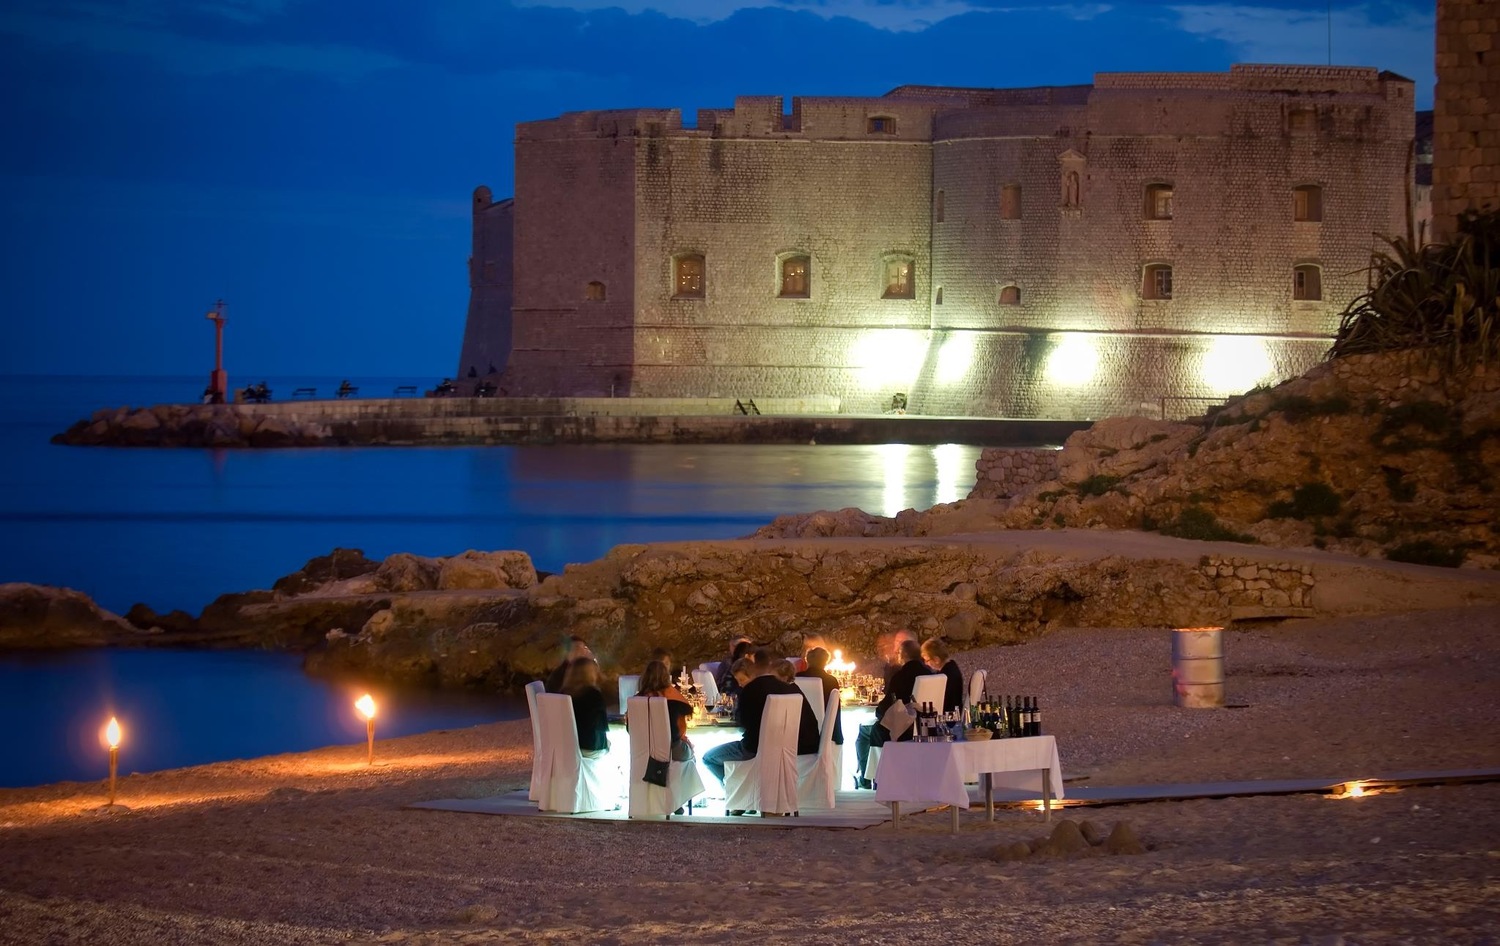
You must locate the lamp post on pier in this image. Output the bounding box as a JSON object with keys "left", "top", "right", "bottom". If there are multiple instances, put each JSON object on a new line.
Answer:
{"left": 205, "top": 299, "right": 228, "bottom": 404}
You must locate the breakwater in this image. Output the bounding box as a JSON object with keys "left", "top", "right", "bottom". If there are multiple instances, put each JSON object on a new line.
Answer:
{"left": 53, "top": 396, "right": 1089, "bottom": 447}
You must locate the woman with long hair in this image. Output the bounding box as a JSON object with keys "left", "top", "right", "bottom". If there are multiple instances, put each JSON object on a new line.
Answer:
{"left": 636, "top": 658, "right": 694, "bottom": 761}
{"left": 560, "top": 656, "right": 610, "bottom": 755}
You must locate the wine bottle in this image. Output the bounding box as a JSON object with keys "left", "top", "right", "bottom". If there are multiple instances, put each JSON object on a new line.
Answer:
{"left": 1030, "top": 696, "right": 1042, "bottom": 736}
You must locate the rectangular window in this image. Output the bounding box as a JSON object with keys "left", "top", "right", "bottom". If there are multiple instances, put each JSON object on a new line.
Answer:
{"left": 780, "top": 256, "right": 810, "bottom": 298}
{"left": 1143, "top": 264, "right": 1173, "bottom": 300}
{"left": 1294, "top": 266, "right": 1322, "bottom": 301}
{"left": 1293, "top": 185, "right": 1323, "bottom": 222}
{"left": 1000, "top": 184, "right": 1022, "bottom": 220}
{"left": 674, "top": 255, "right": 705, "bottom": 298}
{"left": 1146, "top": 184, "right": 1174, "bottom": 220}
{"left": 867, "top": 116, "right": 896, "bottom": 135}
{"left": 883, "top": 259, "right": 915, "bottom": 299}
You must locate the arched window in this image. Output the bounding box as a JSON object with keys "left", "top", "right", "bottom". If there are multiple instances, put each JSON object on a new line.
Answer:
{"left": 585, "top": 281, "right": 606, "bottom": 302}
{"left": 673, "top": 254, "right": 705, "bottom": 299}
{"left": 999, "top": 285, "right": 1021, "bottom": 306}
{"left": 1293, "top": 264, "right": 1322, "bottom": 301}
{"left": 882, "top": 255, "right": 916, "bottom": 299}
{"left": 935, "top": 189, "right": 945, "bottom": 223}
{"left": 779, "top": 255, "right": 810, "bottom": 298}
{"left": 1143, "top": 263, "right": 1173, "bottom": 301}
{"left": 1000, "top": 184, "right": 1022, "bottom": 220}
{"left": 1145, "top": 183, "right": 1174, "bottom": 220}
{"left": 1293, "top": 184, "right": 1323, "bottom": 222}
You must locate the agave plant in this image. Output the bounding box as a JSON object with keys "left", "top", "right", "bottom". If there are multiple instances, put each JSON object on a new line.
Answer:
{"left": 1330, "top": 208, "right": 1500, "bottom": 366}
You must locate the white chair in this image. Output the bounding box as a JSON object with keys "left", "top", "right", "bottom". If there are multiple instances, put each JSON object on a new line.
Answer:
{"left": 796, "top": 689, "right": 842, "bottom": 810}
{"left": 692, "top": 669, "right": 720, "bottom": 707}
{"left": 913, "top": 673, "right": 948, "bottom": 712}
{"left": 618, "top": 674, "right": 640, "bottom": 712}
{"left": 626, "top": 696, "right": 705, "bottom": 819}
{"left": 723, "top": 694, "right": 803, "bottom": 816}
{"left": 794, "top": 677, "right": 825, "bottom": 728}
{"left": 524, "top": 680, "right": 546, "bottom": 802}
{"left": 533, "top": 693, "right": 617, "bottom": 813}
{"left": 968, "top": 669, "right": 988, "bottom": 711}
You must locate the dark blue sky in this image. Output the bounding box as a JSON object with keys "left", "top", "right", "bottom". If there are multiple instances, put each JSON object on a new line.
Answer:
{"left": 1, "top": 0, "right": 1434, "bottom": 380}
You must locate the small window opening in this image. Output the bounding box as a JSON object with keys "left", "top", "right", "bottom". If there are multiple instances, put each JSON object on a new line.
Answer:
{"left": 934, "top": 286, "right": 943, "bottom": 305}
{"left": 935, "top": 189, "right": 945, "bottom": 223}
{"left": 1000, "top": 184, "right": 1022, "bottom": 220}
{"left": 867, "top": 115, "right": 896, "bottom": 135}
{"left": 999, "top": 285, "right": 1021, "bottom": 306}
{"left": 1145, "top": 183, "right": 1174, "bottom": 220}
{"left": 674, "top": 254, "right": 705, "bottom": 299}
{"left": 1143, "top": 264, "right": 1173, "bottom": 301}
{"left": 585, "top": 281, "right": 606, "bottom": 302}
{"left": 1294, "top": 264, "right": 1322, "bottom": 301}
{"left": 883, "top": 258, "right": 915, "bottom": 299}
{"left": 1293, "top": 184, "right": 1323, "bottom": 222}
{"left": 779, "top": 255, "right": 810, "bottom": 298}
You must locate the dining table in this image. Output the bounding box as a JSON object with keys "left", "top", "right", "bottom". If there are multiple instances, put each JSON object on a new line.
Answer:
{"left": 872, "top": 734, "right": 1064, "bottom": 833}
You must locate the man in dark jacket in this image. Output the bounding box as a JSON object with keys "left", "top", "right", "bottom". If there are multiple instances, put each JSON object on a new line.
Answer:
{"left": 796, "top": 646, "right": 844, "bottom": 746}
{"left": 702, "top": 651, "right": 820, "bottom": 807}
{"left": 921, "top": 637, "right": 965, "bottom": 714}
{"left": 854, "top": 637, "right": 924, "bottom": 789}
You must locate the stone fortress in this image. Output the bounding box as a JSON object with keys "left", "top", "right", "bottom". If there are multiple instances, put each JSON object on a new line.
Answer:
{"left": 459, "top": 64, "right": 1420, "bottom": 419}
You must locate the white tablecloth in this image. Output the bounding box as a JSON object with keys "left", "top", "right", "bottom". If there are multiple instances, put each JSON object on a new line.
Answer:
{"left": 873, "top": 736, "right": 1064, "bottom": 809}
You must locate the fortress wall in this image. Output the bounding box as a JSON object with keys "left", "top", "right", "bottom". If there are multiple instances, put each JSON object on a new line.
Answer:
{"left": 1433, "top": 0, "right": 1500, "bottom": 239}
{"left": 508, "top": 120, "right": 640, "bottom": 396}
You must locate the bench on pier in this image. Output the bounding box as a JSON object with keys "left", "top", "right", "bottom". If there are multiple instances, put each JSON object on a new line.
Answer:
{"left": 292, "top": 387, "right": 318, "bottom": 399}
{"left": 393, "top": 385, "right": 418, "bottom": 397}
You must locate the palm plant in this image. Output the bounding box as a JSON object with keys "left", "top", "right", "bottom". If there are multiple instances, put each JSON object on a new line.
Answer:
{"left": 1329, "top": 208, "right": 1500, "bottom": 366}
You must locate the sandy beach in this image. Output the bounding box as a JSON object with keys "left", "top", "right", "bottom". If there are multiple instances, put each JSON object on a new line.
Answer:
{"left": 2, "top": 603, "right": 1498, "bottom": 945}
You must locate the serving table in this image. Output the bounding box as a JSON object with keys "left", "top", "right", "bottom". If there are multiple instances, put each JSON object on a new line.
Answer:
{"left": 873, "top": 735, "right": 1063, "bottom": 833}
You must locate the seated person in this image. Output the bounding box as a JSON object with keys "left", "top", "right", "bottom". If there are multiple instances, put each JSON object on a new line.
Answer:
{"left": 771, "top": 658, "right": 796, "bottom": 683}
{"left": 853, "top": 637, "right": 925, "bottom": 789}
{"left": 544, "top": 635, "right": 592, "bottom": 693}
{"left": 796, "top": 646, "right": 844, "bottom": 746}
{"left": 633, "top": 659, "right": 694, "bottom": 761}
{"left": 921, "top": 637, "right": 965, "bottom": 714}
{"left": 649, "top": 647, "right": 674, "bottom": 681}
{"left": 702, "top": 652, "right": 820, "bottom": 812}
{"left": 713, "top": 637, "right": 754, "bottom": 700}
{"left": 560, "top": 657, "right": 609, "bottom": 756}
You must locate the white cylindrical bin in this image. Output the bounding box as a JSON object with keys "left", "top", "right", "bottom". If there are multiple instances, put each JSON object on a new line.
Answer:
{"left": 1172, "top": 626, "right": 1224, "bottom": 708}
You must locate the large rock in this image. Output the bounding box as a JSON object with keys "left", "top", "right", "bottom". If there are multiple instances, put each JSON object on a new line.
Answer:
{"left": 0, "top": 584, "right": 152, "bottom": 649}
{"left": 272, "top": 548, "right": 382, "bottom": 597}
{"left": 436, "top": 551, "right": 538, "bottom": 591}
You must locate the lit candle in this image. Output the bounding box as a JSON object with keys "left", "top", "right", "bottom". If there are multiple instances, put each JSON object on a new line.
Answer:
{"left": 356, "top": 694, "right": 377, "bottom": 765}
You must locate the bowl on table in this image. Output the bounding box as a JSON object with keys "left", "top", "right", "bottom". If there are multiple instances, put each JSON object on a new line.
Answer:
{"left": 964, "top": 728, "right": 993, "bottom": 741}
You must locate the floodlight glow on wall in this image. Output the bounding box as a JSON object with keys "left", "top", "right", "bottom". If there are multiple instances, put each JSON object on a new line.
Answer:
{"left": 852, "top": 329, "right": 928, "bottom": 391}
{"left": 1045, "top": 333, "right": 1099, "bottom": 386}
{"left": 1201, "top": 335, "right": 1273, "bottom": 395}
{"left": 936, "top": 332, "right": 976, "bottom": 386}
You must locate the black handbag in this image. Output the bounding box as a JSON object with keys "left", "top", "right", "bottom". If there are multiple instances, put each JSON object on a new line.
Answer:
{"left": 642, "top": 698, "right": 671, "bottom": 787}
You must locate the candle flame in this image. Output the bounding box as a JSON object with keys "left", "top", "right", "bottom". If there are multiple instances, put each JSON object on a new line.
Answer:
{"left": 1344, "top": 781, "right": 1366, "bottom": 798}
{"left": 355, "top": 694, "right": 377, "bottom": 720}
{"left": 105, "top": 717, "right": 121, "bottom": 749}
{"left": 827, "top": 649, "right": 857, "bottom": 673}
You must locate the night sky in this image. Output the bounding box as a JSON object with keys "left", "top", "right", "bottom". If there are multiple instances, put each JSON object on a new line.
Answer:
{"left": 1, "top": 1, "right": 1435, "bottom": 380}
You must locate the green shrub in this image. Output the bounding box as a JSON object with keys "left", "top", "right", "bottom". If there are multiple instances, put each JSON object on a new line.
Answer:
{"left": 1266, "top": 482, "right": 1343, "bottom": 520}
{"left": 1382, "top": 466, "right": 1417, "bottom": 502}
{"left": 1386, "top": 540, "right": 1467, "bottom": 568}
{"left": 1157, "top": 505, "right": 1257, "bottom": 544}
{"left": 1077, "top": 474, "right": 1122, "bottom": 497}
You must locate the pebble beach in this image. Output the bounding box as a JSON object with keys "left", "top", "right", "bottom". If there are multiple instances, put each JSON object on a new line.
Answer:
{"left": 1, "top": 603, "right": 1497, "bottom": 945}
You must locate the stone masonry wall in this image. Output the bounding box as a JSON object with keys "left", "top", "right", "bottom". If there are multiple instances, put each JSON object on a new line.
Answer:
{"left": 973, "top": 448, "right": 1061, "bottom": 499}
{"left": 482, "top": 67, "right": 1415, "bottom": 418}
{"left": 1433, "top": 0, "right": 1500, "bottom": 239}
{"left": 456, "top": 190, "right": 513, "bottom": 379}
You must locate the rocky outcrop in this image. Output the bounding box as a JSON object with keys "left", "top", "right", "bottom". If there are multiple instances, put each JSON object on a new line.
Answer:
{"left": 53, "top": 404, "right": 336, "bottom": 448}
{"left": 0, "top": 584, "right": 157, "bottom": 648}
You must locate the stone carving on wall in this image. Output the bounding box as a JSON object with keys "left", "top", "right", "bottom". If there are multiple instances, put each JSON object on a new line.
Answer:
{"left": 1058, "top": 149, "right": 1086, "bottom": 215}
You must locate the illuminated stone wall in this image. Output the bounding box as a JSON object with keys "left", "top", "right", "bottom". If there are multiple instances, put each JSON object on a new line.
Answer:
{"left": 475, "top": 66, "right": 1415, "bottom": 418}
{"left": 1432, "top": 0, "right": 1500, "bottom": 240}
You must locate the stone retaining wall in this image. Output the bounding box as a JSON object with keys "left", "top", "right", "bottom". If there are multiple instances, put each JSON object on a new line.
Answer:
{"left": 971, "top": 448, "right": 1062, "bottom": 499}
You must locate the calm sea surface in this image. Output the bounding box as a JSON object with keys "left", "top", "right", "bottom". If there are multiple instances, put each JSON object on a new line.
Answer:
{"left": 0, "top": 374, "right": 986, "bottom": 788}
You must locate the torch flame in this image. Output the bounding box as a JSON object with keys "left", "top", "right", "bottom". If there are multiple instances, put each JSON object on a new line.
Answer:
{"left": 827, "top": 649, "right": 856, "bottom": 674}
{"left": 355, "top": 694, "right": 377, "bottom": 721}
{"left": 105, "top": 717, "right": 121, "bottom": 749}
{"left": 1344, "top": 781, "right": 1366, "bottom": 798}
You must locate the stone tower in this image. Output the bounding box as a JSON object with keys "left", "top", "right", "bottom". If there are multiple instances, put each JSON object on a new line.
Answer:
{"left": 1432, "top": 0, "right": 1500, "bottom": 240}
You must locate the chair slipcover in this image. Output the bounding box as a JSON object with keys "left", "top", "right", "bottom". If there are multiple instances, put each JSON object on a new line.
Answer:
{"left": 626, "top": 696, "right": 706, "bottom": 818}
{"left": 618, "top": 674, "right": 640, "bottom": 713}
{"left": 968, "top": 669, "right": 988, "bottom": 710}
{"left": 692, "top": 669, "right": 720, "bottom": 707}
{"left": 533, "top": 693, "right": 617, "bottom": 813}
{"left": 794, "top": 677, "right": 825, "bottom": 727}
{"left": 796, "top": 688, "right": 842, "bottom": 810}
{"left": 723, "top": 694, "right": 803, "bottom": 815}
{"left": 913, "top": 673, "right": 948, "bottom": 712}
{"left": 524, "top": 680, "right": 546, "bottom": 802}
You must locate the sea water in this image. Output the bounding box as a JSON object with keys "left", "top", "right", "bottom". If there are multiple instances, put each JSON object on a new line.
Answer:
{"left": 0, "top": 374, "right": 986, "bottom": 787}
